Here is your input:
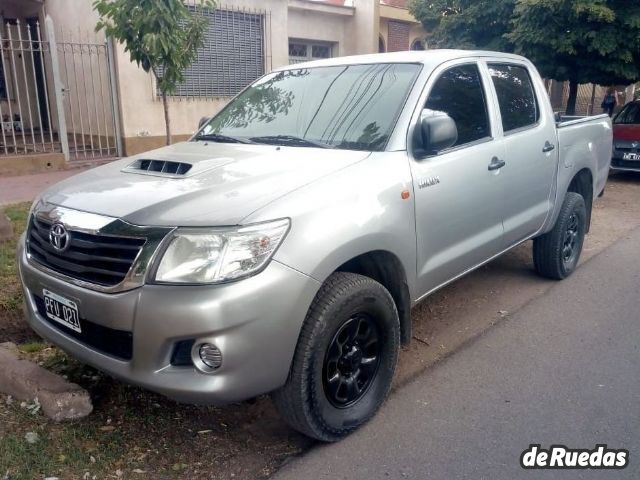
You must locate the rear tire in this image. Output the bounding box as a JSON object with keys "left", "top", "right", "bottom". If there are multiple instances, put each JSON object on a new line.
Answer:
{"left": 272, "top": 272, "right": 400, "bottom": 442}
{"left": 533, "top": 192, "right": 586, "bottom": 280}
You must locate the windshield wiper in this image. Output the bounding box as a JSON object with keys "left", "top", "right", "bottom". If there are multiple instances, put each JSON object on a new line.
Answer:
{"left": 193, "top": 133, "right": 254, "bottom": 144}
{"left": 249, "top": 135, "right": 334, "bottom": 149}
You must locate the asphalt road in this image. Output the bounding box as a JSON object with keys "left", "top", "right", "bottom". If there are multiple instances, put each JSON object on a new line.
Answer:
{"left": 275, "top": 227, "right": 640, "bottom": 480}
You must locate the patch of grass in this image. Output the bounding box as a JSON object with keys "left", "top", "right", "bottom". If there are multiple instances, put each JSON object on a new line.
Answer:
{"left": 0, "top": 399, "right": 126, "bottom": 480}
{"left": 0, "top": 202, "right": 30, "bottom": 316}
{"left": 17, "top": 341, "right": 48, "bottom": 353}
{"left": 3, "top": 202, "right": 30, "bottom": 232}
{"left": 0, "top": 432, "right": 56, "bottom": 480}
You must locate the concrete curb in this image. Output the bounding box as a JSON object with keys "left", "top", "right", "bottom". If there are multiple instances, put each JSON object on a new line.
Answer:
{"left": 0, "top": 342, "right": 93, "bottom": 421}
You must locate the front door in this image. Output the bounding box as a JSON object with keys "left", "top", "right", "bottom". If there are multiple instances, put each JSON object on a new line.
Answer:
{"left": 410, "top": 62, "right": 506, "bottom": 296}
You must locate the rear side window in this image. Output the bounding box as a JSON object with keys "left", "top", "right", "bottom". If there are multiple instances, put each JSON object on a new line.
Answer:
{"left": 614, "top": 103, "right": 640, "bottom": 124}
{"left": 425, "top": 64, "right": 491, "bottom": 147}
{"left": 488, "top": 64, "right": 539, "bottom": 133}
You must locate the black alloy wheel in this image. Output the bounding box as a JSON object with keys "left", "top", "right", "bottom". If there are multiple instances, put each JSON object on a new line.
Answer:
{"left": 533, "top": 192, "right": 586, "bottom": 280}
{"left": 272, "top": 272, "right": 400, "bottom": 441}
{"left": 562, "top": 212, "right": 580, "bottom": 266}
{"left": 323, "top": 313, "right": 381, "bottom": 408}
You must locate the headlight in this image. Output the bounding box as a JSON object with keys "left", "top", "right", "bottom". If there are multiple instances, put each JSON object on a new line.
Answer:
{"left": 152, "top": 218, "right": 290, "bottom": 284}
{"left": 28, "top": 196, "right": 43, "bottom": 217}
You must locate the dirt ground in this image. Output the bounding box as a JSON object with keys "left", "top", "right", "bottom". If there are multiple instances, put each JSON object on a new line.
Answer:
{"left": 1, "top": 172, "right": 639, "bottom": 479}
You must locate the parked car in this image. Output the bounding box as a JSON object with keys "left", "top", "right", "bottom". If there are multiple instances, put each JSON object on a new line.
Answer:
{"left": 611, "top": 100, "right": 640, "bottom": 172}
{"left": 18, "top": 50, "right": 612, "bottom": 441}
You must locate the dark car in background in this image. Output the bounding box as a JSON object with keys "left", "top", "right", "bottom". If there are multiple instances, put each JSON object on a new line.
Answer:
{"left": 611, "top": 100, "right": 640, "bottom": 172}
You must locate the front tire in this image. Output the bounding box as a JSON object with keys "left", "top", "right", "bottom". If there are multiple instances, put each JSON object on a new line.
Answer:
{"left": 533, "top": 192, "right": 586, "bottom": 280}
{"left": 272, "top": 272, "right": 400, "bottom": 442}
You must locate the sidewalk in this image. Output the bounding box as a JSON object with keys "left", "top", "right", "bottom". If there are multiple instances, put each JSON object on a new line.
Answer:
{"left": 0, "top": 167, "right": 89, "bottom": 205}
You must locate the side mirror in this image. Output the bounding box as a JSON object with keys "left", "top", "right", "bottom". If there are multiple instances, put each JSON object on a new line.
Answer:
{"left": 414, "top": 113, "right": 458, "bottom": 157}
{"left": 198, "top": 116, "right": 211, "bottom": 129}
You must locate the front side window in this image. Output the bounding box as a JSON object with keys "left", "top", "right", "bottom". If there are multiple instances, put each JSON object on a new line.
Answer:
{"left": 488, "top": 64, "right": 539, "bottom": 133}
{"left": 613, "top": 102, "right": 640, "bottom": 125}
{"left": 424, "top": 64, "right": 491, "bottom": 147}
{"left": 199, "top": 63, "right": 422, "bottom": 151}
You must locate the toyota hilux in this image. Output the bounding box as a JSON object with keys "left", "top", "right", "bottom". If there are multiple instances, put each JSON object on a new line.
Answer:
{"left": 18, "top": 50, "right": 612, "bottom": 441}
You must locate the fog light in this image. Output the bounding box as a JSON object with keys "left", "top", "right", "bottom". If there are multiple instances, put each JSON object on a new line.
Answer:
{"left": 197, "top": 343, "right": 222, "bottom": 370}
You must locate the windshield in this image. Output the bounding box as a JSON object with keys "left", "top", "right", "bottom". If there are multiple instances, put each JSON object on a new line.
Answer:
{"left": 613, "top": 103, "right": 640, "bottom": 125}
{"left": 196, "top": 63, "right": 422, "bottom": 151}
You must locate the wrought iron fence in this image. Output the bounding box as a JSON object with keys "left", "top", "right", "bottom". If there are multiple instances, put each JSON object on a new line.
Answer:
{"left": 548, "top": 80, "right": 629, "bottom": 116}
{"left": 56, "top": 34, "right": 119, "bottom": 160}
{"left": 562, "top": 83, "right": 606, "bottom": 116}
{"left": 0, "top": 20, "right": 58, "bottom": 156}
{"left": 0, "top": 19, "right": 121, "bottom": 161}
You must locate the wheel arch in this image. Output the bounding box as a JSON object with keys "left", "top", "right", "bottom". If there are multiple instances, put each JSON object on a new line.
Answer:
{"left": 566, "top": 168, "right": 594, "bottom": 233}
{"left": 335, "top": 250, "right": 412, "bottom": 346}
{"left": 543, "top": 166, "right": 595, "bottom": 235}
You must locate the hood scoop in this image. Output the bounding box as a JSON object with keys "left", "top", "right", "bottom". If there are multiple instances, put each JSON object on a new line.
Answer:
{"left": 121, "top": 156, "right": 237, "bottom": 178}
{"left": 122, "top": 159, "right": 193, "bottom": 177}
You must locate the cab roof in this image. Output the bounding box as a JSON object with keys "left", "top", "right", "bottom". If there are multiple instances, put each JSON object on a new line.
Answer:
{"left": 274, "top": 49, "right": 530, "bottom": 72}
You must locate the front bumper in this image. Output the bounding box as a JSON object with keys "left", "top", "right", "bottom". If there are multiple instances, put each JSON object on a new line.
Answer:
{"left": 18, "top": 237, "right": 320, "bottom": 404}
{"left": 611, "top": 143, "right": 640, "bottom": 172}
{"left": 610, "top": 158, "right": 640, "bottom": 172}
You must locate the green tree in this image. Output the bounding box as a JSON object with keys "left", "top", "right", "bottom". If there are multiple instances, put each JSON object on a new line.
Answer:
{"left": 93, "top": 0, "right": 215, "bottom": 145}
{"left": 409, "top": 0, "right": 640, "bottom": 115}
{"left": 408, "top": 0, "right": 515, "bottom": 51}
{"left": 509, "top": 0, "right": 640, "bottom": 115}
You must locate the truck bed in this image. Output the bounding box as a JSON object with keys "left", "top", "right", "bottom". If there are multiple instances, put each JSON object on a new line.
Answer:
{"left": 555, "top": 113, "right": 612, "bottom": 199}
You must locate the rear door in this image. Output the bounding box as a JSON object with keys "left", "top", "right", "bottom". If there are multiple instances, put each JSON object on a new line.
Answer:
{"left": 410, "top": 62, "right": 506, "bottom": 296}
{"left": 484, "top": 62, "right": 558, "bottom": 247}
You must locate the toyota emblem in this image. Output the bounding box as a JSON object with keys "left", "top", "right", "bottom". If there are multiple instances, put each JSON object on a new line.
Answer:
{"left": 49, "top": 223, "right": 70, "bottom": 252}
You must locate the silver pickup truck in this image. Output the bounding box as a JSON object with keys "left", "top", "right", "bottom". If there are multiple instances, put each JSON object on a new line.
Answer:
{"left": 18, "top": 50, "right": 611, "bottom": 441}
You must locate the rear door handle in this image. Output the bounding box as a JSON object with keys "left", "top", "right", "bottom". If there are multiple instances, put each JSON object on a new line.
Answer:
{"left": 542, "top": 141, "right": 555, "bottom": 153}
{"left": 488, "top": 157, "right": 506, "bottom": 171}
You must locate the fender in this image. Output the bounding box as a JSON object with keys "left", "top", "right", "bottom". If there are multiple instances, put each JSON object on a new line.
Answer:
{"left": 244, "top": 151, "right": 419, "bottom": 300}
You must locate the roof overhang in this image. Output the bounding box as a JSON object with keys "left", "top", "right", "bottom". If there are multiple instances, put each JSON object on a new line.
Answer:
{"left": 288, "top": 0, "right": 355, "bottom": 17}
{"left": 379, "top": 4, "right": 420, "bottom": 24}
{"left": 1, "top": 0, "right": 44, "bottom": 17}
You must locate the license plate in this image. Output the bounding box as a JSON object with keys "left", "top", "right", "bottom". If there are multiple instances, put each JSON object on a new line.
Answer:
{"left": 623, "top": 152, "right": 640, "bottom": 161}
{"left": 43, "top": 289, "right": 81, "bottom": 333}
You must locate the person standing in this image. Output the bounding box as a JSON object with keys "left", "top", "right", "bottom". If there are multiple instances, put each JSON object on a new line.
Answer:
{"left": 601, "top": 87, "right": 617, "bottom": 117}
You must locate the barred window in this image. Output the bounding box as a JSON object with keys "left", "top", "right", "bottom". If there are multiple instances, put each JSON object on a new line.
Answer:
{"left": 163, "top": 7, "right": 266, "bottom": 98}
{"left": 289, "top": 40, "right": 333, "bottom": 64}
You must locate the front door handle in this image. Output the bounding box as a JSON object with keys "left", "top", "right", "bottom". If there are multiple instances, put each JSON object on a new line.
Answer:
{"left": 488, "top": 157, "right": 506, "bottom": 171}
{"left": 542, "top": 141, "right": 555, "bottom": 153}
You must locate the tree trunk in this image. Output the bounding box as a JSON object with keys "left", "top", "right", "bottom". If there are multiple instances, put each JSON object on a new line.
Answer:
{"left": 588, "top": 83, "right": 596, "bottom": 116}
{"left": 162, "top": 91, "right": 171, "bottom": 145}
{"left": 566, "top": 80, "right": 579, "bottom": 116}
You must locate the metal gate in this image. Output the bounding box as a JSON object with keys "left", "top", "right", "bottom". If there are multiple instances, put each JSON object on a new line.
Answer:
{"left": 0, "top": 17, "right": 121, "bottom": 162}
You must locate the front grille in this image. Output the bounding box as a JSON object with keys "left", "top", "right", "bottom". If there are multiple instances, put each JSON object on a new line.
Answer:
{"left": 33, "top": 294, "right": 133, "bottom": 360}
{"left": 27, "top": 216, "right": 146, "bottom": 286}
{"left": 611, "top": 158, "right": 640, "bottom": 170}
